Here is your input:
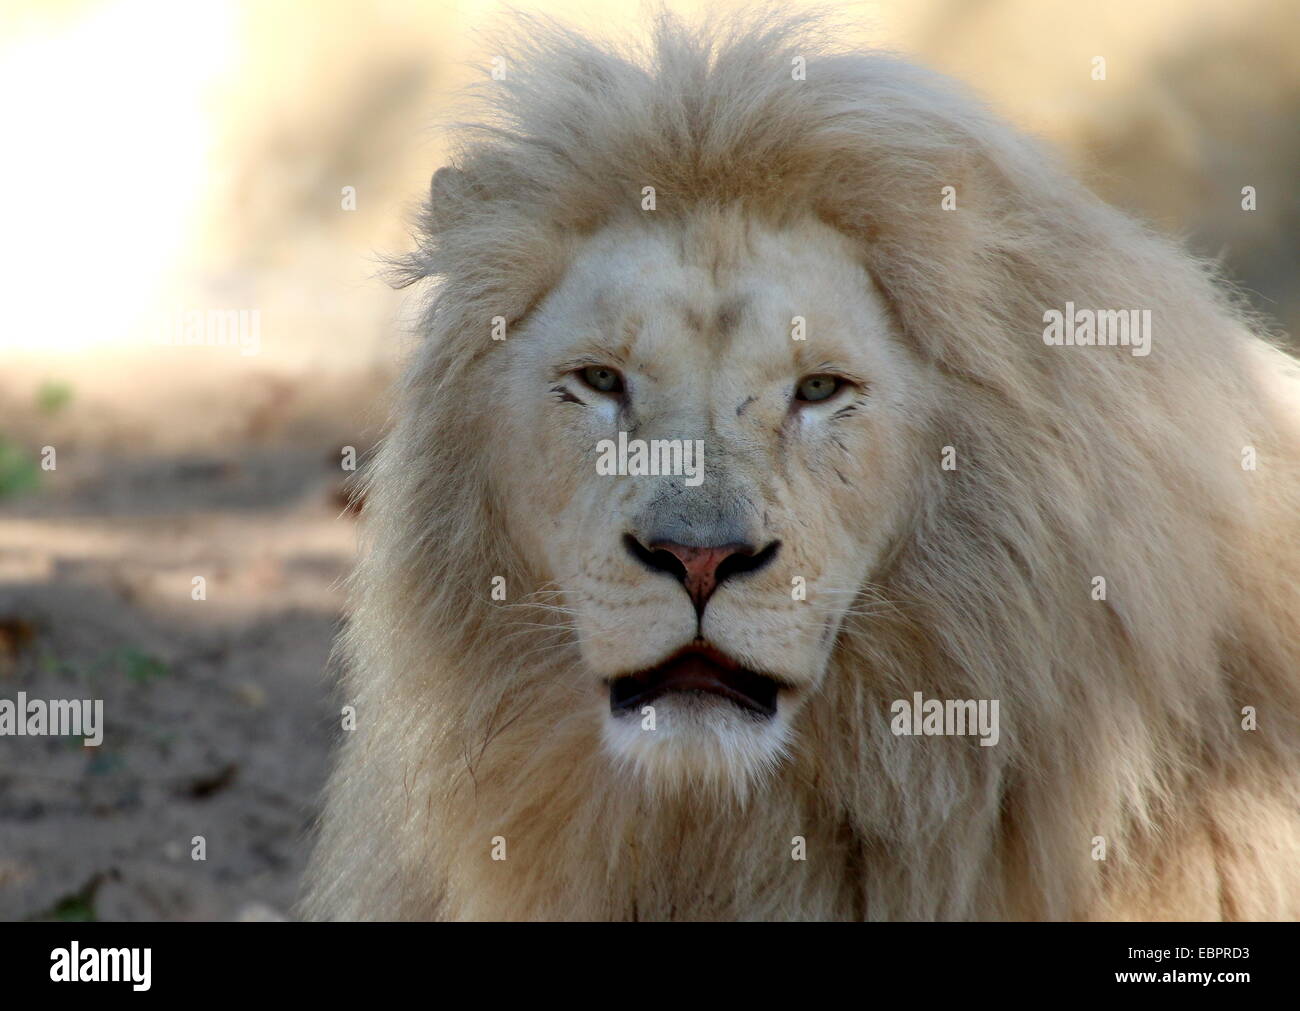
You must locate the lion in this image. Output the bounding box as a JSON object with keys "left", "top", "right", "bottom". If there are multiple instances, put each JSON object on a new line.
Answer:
{"left": 300, "top": 12, "right": 1300, "bottom": 920}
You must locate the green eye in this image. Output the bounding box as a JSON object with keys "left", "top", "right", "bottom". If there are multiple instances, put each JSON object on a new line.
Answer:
{"left": 580, "top": 366, "right": 624, "bottom": 394}
{"left": 795, "top": 374, "right": 842, "bottom": 403}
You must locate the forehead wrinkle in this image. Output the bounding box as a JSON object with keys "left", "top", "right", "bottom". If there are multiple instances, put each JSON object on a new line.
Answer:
{"left": 679, "top": 300, "right": 707, "bottom": 337}
{"left": 672, "top": 291, "right": 751, "bottom": 355}
{"left": 715, "top": 293, "right": 749, "bottom": 338}
{"left": 590, "top": 285, "right": 620, "bottom": 333}
{"left": 585, "top": 284, "right": 646, "bottom": 363}
{"left": 791, "top": 335, "right": 856, "bottom": 375}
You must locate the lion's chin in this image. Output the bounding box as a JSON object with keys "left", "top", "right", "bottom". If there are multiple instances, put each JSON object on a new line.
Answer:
{"left": 601, "top": 683, "right": 795, "bottom": 799}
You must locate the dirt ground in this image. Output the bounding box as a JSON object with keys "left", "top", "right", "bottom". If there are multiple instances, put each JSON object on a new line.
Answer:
{"left": 0, "top": 367, "right": 390, "bottom": 921}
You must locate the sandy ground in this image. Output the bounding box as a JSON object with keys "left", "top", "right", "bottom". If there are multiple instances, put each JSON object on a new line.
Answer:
{"left": 0, "top": 369, "right": 388, "bottom": 921}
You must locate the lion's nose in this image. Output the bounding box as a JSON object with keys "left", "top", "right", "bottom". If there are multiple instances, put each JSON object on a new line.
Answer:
{"left": 622, "top": 534, "right": 781, "bottom": 616}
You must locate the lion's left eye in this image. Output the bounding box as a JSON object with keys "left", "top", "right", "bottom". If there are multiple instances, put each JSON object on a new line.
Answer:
{"left": 794, "top": 374, "right": 843, "bottom": 403}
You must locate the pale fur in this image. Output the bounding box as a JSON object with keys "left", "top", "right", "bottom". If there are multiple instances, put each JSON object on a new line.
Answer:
{"left": 300, "top": 11, "right": 1300, "bottom": 920}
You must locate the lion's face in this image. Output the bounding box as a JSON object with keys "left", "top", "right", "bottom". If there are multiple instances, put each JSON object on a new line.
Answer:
{"left": 492, "top": 212, "right": 931, "bottom": 789}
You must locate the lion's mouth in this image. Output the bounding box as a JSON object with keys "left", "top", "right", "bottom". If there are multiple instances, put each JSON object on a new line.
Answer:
{"left": 608, "top": 645, "right": 781, "bottom": 718}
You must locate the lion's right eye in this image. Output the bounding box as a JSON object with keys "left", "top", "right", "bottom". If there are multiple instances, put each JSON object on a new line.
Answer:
{"left": 578, "top": 366, "right": 624, "bottom": 394}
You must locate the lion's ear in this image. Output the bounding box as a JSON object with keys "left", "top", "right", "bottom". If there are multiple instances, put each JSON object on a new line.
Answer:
{"left": 426, "top": 165, "right": 477, "bottom": 235}
{"left": 429, "top": 155, "right": 530, "bottom": 230}
{"left": 413, "top": 161, "right": 568, "bottom": 321}
{"left": 387, "top": 168, "right": 486, "bottom": 288}
{"left": 430, "top": 165, "right": 466, "bottom": 202}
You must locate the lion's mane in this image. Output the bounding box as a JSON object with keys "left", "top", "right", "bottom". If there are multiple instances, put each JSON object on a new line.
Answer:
{"left": 301, "top": 11, "right": 1300, "bottom": 920}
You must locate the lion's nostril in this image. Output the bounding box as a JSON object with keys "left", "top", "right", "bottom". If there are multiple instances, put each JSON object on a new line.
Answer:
{"left": 622, "top": 533, "right": 688, "bottom": 582}
{"left": 623, "top": 533, "right": 780, "bottom": 616}
{"left": 714, "top": 539, "right": 780, "bottom": 584}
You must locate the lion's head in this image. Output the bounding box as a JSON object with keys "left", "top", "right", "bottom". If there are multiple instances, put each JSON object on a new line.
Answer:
{"left": 489, "top": 210, "right": 931, "bottom": 787}
{"left": 303, "top": 12, "right": 1300, "bottom": 921}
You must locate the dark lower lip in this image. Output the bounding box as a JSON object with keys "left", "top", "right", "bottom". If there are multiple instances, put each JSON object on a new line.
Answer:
{"left": 608, "top": 648, "right": 781, "bottom": 718}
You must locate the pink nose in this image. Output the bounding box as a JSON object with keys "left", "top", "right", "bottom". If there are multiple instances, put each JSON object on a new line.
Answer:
{"left": 623, "top": 532, "right": 781, "bottom": 617}
{"left": 653, "top": 542, "right": 749, "bottom": 612}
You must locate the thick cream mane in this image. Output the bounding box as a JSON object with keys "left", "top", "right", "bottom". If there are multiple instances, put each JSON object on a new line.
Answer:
{"left": 302, "top": 12, "right": 1300, "bottom": 920}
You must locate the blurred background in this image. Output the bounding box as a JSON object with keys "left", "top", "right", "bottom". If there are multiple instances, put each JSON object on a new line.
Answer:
{"left": 0, "top": 0, "right": 1296, "bottom": 920}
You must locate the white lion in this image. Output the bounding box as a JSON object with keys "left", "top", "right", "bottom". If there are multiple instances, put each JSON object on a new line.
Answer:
{"left": 301, "top": 12, "right": 1300, "bottom": 920}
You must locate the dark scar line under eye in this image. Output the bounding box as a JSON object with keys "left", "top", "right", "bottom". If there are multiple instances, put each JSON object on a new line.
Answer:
{"left": 551, "top": 385, "right": 585, "bottom": 405}
{"left": 736, "top": 395, "right": 757, "bottom": 416}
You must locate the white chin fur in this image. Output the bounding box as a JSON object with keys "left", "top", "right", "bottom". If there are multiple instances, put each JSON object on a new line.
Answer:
{"left": 601, "top": 692, "right": 794, "bottom": 801}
